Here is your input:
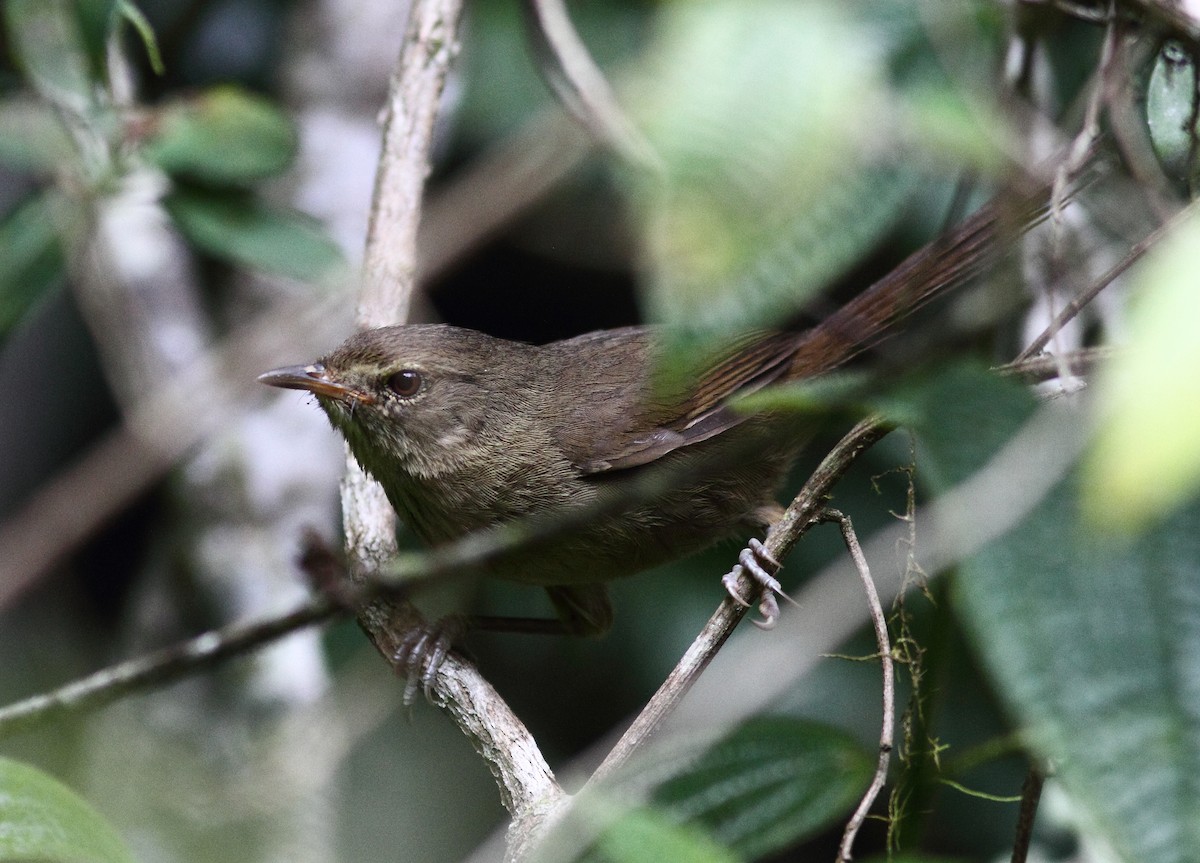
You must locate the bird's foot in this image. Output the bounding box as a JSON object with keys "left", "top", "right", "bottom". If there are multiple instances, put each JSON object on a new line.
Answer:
{"left": 392, "top": 615, "right": 468, "bottom": 705}
{"left": 720, "top": 538, "right": 795, "bottom": 629}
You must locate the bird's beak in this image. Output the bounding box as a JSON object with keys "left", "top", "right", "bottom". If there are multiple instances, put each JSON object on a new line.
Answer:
{"left": 257, "top": 363, "right": 376, "bottom": 405}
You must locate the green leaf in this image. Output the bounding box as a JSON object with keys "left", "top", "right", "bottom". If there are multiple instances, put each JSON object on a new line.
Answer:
{"left": 734, "top": 370, "right": 876, "bottom": 417}
{"left": 1145, "top": 41, "right": 1199, "bottom": 192}
{"left": 911, "top": 367, "right": 1200, "bottom": 863}
{"left": 145, "top": 87, "right": 297, "bottom": 184}
{"left": 117, "top": 0, "right": 163, "bottom": 75}
{"left": 0, "top": 97, "right": 76, "bottom": 172}
{"left": 164, "top": 187, "right": 345, "bottom": 283}
{"left": 4, "top": 0, "right": 97, "bottom": 114}
{"left": 0, "top": 756, "right": 135, "bottom": 863}
{"left": 628, "top": 1, "right": 913, "bottom": 335}
{"left": 591, "top": 807, "right": 741, "bottom": 863}
{"left": 1082, "top": 207, "right": 1200, "bottom": 529}
{"left": 654, "top": 717, "right": 874, "bottom": 859}
{"left": 73, "top": 0, "right": 120, "bottom": 68}
{"left": 0, "top": 193, "right": 67, "bottom": 337}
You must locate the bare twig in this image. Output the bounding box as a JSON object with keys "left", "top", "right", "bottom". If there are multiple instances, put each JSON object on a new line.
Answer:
{"left": 521, "top": 0, "right": 656, "bottom": 167}
{"left": 359, "top": 0, "right": 462, "bottom": 329}
{"left": 1015, "top": 201, "right": 1194, "bottom": 361}
{"left": 1011, "top": 766, "right": 1046, "bottom": 863}
{"left": 585, "top": 418, "right": 892, "bottom": 787}
{"left": 0, "top": 599, "right": 338, "bottom": 740}
{"left": 823, "top": 509, "right": 894, "bottom": 863}
{"left": 998, "top": 345, "right": 1117, "bottom": 381}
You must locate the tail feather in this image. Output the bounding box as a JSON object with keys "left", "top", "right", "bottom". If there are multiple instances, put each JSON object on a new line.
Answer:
{"left": 787, "top": 182, "right": 1053, "bottom": 379}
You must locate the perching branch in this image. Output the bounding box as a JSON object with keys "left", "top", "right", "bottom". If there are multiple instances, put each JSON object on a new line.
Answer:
{"left": 586, "top": 417, "right": 892, "bottom": 788}
{"left": 346, "top": 0, "right": 565, "bottom": 831}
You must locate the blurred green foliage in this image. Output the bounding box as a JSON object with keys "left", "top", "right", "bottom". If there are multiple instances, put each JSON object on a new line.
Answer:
{"left": 0, "top": 755, "right": 135, "bottom": 863}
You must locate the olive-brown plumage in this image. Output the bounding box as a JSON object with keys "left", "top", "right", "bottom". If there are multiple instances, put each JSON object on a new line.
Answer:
{"left": 261, "top": 325, "right": 810, "bottom": 632}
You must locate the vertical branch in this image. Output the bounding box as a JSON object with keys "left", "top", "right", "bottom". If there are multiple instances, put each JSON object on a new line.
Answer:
{"left": 359, "top": 0, "right": 461, "bottom": 329}
{"left": 1010, "top": 766, "right": 1046, "bottom": 863}
{"left": 344, "top": 0, "right": 565, "bottom": 836}
{"left": 823, "top": 509, "right": 894, "bottom": 863}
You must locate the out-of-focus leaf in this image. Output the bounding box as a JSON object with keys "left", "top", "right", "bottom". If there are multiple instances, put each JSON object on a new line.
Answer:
{"left": 145, "top": 87, "right": 297, "bottom": 184}
{"left": 164, "top": 187, "right": 344, "bottom": 282}
{"left": 909, "top": 366, "right": 1200, "bottom": 863}
{"left": 734, "top": 370, "right": 876, "bottom": 417}
{"left": 118, "top": 0, "right": 163, "bottom": 75}
{"left": 623, "top": 0, "right": 1014, "bottom": 395}
{"left": 628, "top": 0, "right": 909, "bottom": 335}
{"left": 0, "top": 756, "right": 135, "bottom": 863}
{"left": 588, "top": 807, "right": 741, "bottom": 863}
{"left": 74, "top": 0, "right": 120, "bottom": 67}
{"left": 899, "top": 82, "right": 1010, "bottom": 171}
{"left": 1145, "top": 41, "right": 1199, "bottom": 193}
{"left": 0, "top": 193, "right": 66, "bottom": 337}
{"left": 0, "top": 97, "right": 75, "bottom": 171}
{"left": 4, "top": 0, "right": 98, "bottom": 114}
{"left": 654, "top": 717, "right": 873, "bottom": 859}
{"left": 1082, "top": 207, "right": 1200, "bottom": 529}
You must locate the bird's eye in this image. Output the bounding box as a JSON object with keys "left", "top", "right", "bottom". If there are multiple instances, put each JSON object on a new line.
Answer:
{"left": 386, "top": 369, "right": 423, "bottom": 398}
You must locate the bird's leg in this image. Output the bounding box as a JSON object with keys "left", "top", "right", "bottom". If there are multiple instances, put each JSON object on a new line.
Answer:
{"left": 393, "top": 615, "right": 468, "bottom": 705}
{"left": 720, "top": 504, "right": 798, "bottom": 629}
{"left": 392, "top": 584, "right": 614, "bottom": 703}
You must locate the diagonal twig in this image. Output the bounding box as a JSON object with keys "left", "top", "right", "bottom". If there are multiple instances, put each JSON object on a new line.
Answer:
{"left": 586, "top": 417, "right": 892, "bottom": 788}
{"left": 0, "top": 600, "right": 338, "bottom": 740}
{"left": 522, "top": 0, "right": 657, "bottom": 168}
{"left": 1016, "top": 201, "right": 1195, "bottom": 361}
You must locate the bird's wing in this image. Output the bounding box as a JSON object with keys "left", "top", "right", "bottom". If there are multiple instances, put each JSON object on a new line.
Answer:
{"left": 547, "top": 328, "right": 801, "bottom": 474}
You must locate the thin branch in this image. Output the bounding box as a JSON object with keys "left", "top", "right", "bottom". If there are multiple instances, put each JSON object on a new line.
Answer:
{"left": 997, "top": 345, "right": 1117, "bottom": 382}
{"left": 359, "top": 0, "right": 462, "bottom": 329}
{"left": 823, "top": 509, "right": 894, "bottom": 863}
{"left": 1015, "top": 201, "right": 1194, "bottom": 361}
{"left": 1010, "top": 766, "right": 1046, "bottom": 863}
{"left": 0, "top": 599, "right": 338, "bottom": 740}
{"left": 585, "top": 418, "right": 892, "bottom": 788}
{"left": 521, "top": 0, "right": 657, "bottom": 167}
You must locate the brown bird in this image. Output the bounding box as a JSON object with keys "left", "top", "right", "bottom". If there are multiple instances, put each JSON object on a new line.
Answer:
{"left": 261, "top": 188, "right": 1037, "bottom": 686}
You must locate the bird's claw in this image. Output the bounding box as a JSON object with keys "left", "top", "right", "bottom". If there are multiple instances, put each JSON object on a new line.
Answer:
{"left": 392, "top": 616, "right": 466, "bottom": 705}
{"left": 722, "top": 538, "right": 792, "bottom": 628}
